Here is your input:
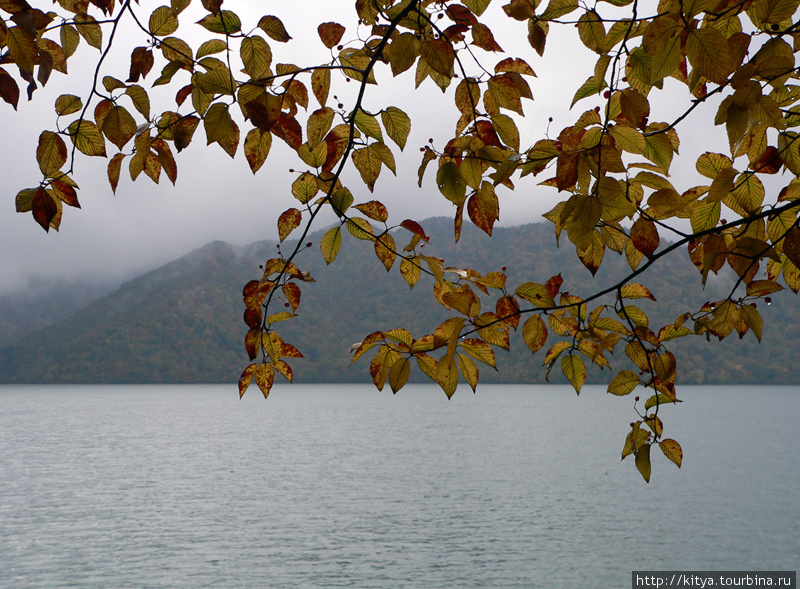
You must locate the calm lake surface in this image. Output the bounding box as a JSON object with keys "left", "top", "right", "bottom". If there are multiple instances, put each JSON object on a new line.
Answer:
{"left": 1, "top": 384, "right": 797, "bottom": 588}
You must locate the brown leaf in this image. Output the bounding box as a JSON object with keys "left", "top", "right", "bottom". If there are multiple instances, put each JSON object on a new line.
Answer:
{"left": 317, "top": 22, "right": 345, "bottom": 49}
{"left": 277, "top": 207, "right": 302, "bottom": 242}
{"left": 0, "top": 67, "right": 20, "bottom": 109}
{"left": 127, "top": 46, "right": 154, "bottom": 83}
{"left": 630, "top": 217, "right": 659, "bottom": 260}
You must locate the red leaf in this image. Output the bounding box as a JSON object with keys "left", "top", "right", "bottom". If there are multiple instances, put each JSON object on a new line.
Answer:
{"left": 545, "top": 273, "right": 563, "bottom": 297}
{"left": 0, "top": 67, "right": 20, "bottom": 109}
{"left": 273, "top": 113, "right": 302, "bottom": 150}
{"left": 631, "top": 217, "right": 659, "bottom": 260}
{"left": 32, "top": 187, "right": 57, "bottom": 232}
{"left": 749, "top": 145, "right": 782, "bottom": 174}
{"left": 475, "top": 120, "right": 502, "bottom": 147}
{"left": 400, "top": 219, "right": 429, "bottom": 241}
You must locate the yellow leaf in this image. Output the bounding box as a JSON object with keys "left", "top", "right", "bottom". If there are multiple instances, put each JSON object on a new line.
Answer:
{"left": 561, "top": 354, "right": 586, "bottom": 394}
{"left": 244, "top": 128, "right": 272, "bottom": 173}
{"left": 522, "top": 314, "right": 548, "bottom": 354}
{"left": 291, "top": 171, "right": 318, "bottom": 204}
{"left": 37, "top": 131, "right": 67, "bottom": 176}
{"left": 320, "top": 226, "right": 342, "bottom": 264}
{"left": 608, "top": 370, "right": 639, "bottom": 396}
{"left": 620, "top": 283, "right": 656, "bottom": 300}
{"left": 686, "top": 27, "right": 732, "bottom": 85}
{"left": 635, "top": 443, "right": 652, "bottom": 482}
{"left": 388, "top": 357, "right": 411, "bottom": 393}
{"left": 457, "top": 353, "right": 479, "bottom": 392}
{"left": 658, "top": 438, "right": 683, "bottom": 467}
{"left": 354, "top": 109, "right": 383, "bottom": 141}
{"left": 374, "top": 233, "right": 396, "bottom": 271}
{"left": 67, "top": 119, "right": 106, "bottom": 157}
{"left": 515, "top": 282, "right": 555, "bottom": 308}
{"left": 255, "top": 364, "right": 275, "bottom": 399}
{"left": 459, "top": 338, "right": 496, "bottom": 367}
{"left": 346, "top": 217, "right": 374, "bottom": 241}
{"left": 381, "top": 106, "right": 411, "bottom": 150}
{"left": 400, "top": 257, "right": 421, "bottom": 289}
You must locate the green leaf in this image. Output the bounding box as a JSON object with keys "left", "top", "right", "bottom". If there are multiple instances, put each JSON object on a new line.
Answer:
{"left": 55, "top": 94, "right": 82, "bottom": 116}
{"left": 258, "top": 15, "right": 292, "bottom": 42}
{"left": 436, "top": 161, "right": 467, "bottom": 205}
{"left": 197, "top": 39, "right": 227, "bottom": 58}
{"left": 149, "top": 5, "right": 179, "bottom": 36}
{"left": 198, "top": 10, "right": 242, "bottom": 34}
{"left": 241, "top": 35, "right": 273, "bottom": 81}
{"left": 74, "top": 14, "right": 102, "bottom": 50}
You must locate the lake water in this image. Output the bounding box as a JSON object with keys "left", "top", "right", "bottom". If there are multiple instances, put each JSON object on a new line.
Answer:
{"left": 0, "top": 384, "right": 797, "bottom": 588}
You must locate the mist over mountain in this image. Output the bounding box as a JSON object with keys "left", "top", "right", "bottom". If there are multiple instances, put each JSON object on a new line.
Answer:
{"left": 1, "top": 218, "right": 797, "bottom": 385}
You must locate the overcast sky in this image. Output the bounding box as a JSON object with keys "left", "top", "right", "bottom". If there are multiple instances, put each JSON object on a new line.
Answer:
{"left": 0, "top": 0, "right": 728, "bottom": 295}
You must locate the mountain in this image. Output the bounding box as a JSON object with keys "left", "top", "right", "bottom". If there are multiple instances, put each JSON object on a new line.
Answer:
{"left": 1, "top": 218, "right": 798, "bottom": 385}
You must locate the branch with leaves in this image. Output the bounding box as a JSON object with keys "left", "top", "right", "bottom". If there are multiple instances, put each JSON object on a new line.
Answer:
{"left": 4, "top": 0, "right": 800, "bottom": 482}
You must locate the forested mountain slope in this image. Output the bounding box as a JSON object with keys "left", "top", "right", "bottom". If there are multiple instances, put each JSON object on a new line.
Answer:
{"left": 1, "top": 219, "right": 797, "bottom": 385}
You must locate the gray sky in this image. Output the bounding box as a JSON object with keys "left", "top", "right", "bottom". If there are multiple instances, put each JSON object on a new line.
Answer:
{"left": 0, "top": 0, "right": 728, "bottom": 295}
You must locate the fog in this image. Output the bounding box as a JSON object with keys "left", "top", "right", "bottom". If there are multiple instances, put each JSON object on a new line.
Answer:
{"left": 0, "top": 0, "right": 731, "bottom": 297}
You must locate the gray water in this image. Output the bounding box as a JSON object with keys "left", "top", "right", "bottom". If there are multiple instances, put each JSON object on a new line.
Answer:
{"left": 0, "top": 384, "right": 797, "bottom": 588}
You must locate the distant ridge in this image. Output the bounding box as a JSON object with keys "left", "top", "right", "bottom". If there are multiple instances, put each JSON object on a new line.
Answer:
{"left": 1, "top": 219, "right": 798, "bottom": 385}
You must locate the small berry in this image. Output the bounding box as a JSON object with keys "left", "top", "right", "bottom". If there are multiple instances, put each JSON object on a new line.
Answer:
{"left": 548, "top": 117, "right": 553, "bottom": 122}
{"left": 501, "top": 266, "right": 507, "bottom": 272}
{"left": 720, "top": 218, "right": 728, "bottom": 225}
{"left": 635, "top": 396, "right": 639, "bottom": 402}
{"left": 603, "top": 90, "right": 611, "bottom": 99}
{"left": 420, "top": 147, "right": 425, "bottom": 152}
{"left": 337, "top": 44, "right": 343, "bottom": 50}
{"left": 289, "top": 168, "right": 294, "bottom": 173}
{"left": 284, "top": 303, "right": 290, "bottom": 308}
{"left": 594, "top": 106, "right": 600, "bottom": 112}
{"left": 306, "top": 242, "right": 312, "bottom": 248}
{"left": 765, "top": 296, "right": 772, "bottom": 305}
{"left": 622, "top": 76, "right": 628, "bottom": 82}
